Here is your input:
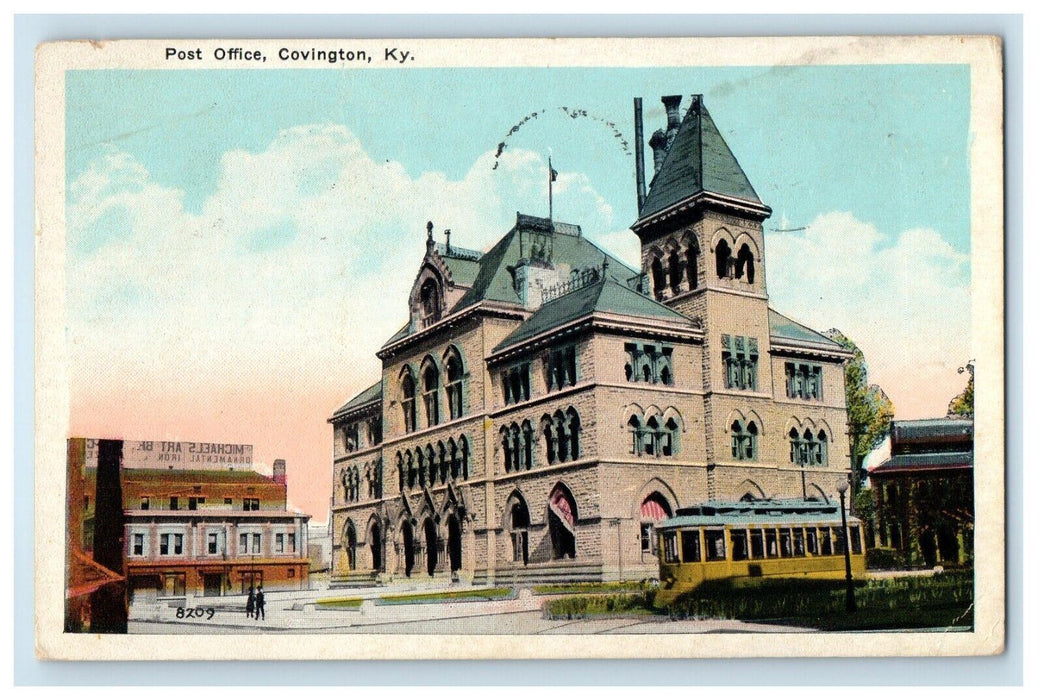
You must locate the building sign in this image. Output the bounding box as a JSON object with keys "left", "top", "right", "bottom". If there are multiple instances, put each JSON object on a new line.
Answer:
{"left": 84, "top": 439, "right": 254, "bottom": 470}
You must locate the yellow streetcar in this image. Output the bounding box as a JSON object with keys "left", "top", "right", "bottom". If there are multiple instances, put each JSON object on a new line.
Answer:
{"left": 654, "top": 499, "right": 866, "bottom": 607}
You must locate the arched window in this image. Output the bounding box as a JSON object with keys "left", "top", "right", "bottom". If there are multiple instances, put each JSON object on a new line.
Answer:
{"left": 500, "top": 426, "right": 512, "bottom": 473}
{"left": 628, "top": 414, "right": 643, "bottom": 455}
{"left": 715, "top": 239, "right": 732, "bottom": 279}
{"left": 663, "top": 417, "right": 679, "bottom": 457}
{"left": 684, "top": 241, "right": 699, "bottom": 290}
{"left": 731, "top": 420, "right": 758, "bottom": 461}
{"left": 396, "top": 452, "right": 404, "bottom": 492}
{"left": 667, "top": 250, "right": 682, "bottom": 292}
{"left": 415, "top": 447, "right": 426, "bottom": 488}
{"left": 510, "top": 423, "right": 522, "bottom": 472}
{"left": 437, "top": 441, "right": 448, "bottom": 483}
{"left": 521, "top": 420, "right": 534, "bottom": 469}
{"left": 421, "top": 358, "right": 440, "bottom": 427}
{"left": 735, "top": 243, "right": 755, "bottom": 283}
{"left": 405, "top": 450, "right": 416, "bottom": 488}
{"left": 541, "top": 415, "right": 556, "bottom": 465}
{"left": 448, "top": 438, "right": 459, "bottom": 479}
{"left": 420, "top": 277, "right": 442, "bottom": 326}
{"left": 814, "top": 429, "right": 829, "bottom": 466}
{"left": 401, "top": 369, "right": 417, "bottom": 433}
{"left": 426, "top": 444, "right": 437, "bottom": 486}
{"left": 789, "top": 427, "right": 802, "bottom": 465}
{"left": 554, "top": 410, "right": 568, "bottom": 463}
{"left": 645, "top": 416, "right": 660, "bottom": 456}
{"left": 567, "top": 408, "right": 581, "bottom": 461}
{"left": 444, "top": 348, "right": 464, "bottom": 420}
{"left": 459, "top": 435, "right": 470, "bottom": 479}
{"left": 651, "top": 256, "right": 667, "bottom": 300}
{"left": 660, "top": 357, "right": 673, "bottom": 385}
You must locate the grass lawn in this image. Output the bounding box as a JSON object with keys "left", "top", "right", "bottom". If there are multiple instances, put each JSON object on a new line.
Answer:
{"left": 315, "top": 597, "right": 364, "bottom": 609}
{"left": 377, "top": 587, "right": 514, "bottom": 605}
{"left": 533, "top": 581, "right": 652, "bottom": 596}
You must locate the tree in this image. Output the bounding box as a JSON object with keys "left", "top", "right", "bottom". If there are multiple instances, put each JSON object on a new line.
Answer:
{"left": 825, "top": 329, "right": 895, "bottom": 487}
{"left": 947, "top": 364, "right": 974, "bottom": 418}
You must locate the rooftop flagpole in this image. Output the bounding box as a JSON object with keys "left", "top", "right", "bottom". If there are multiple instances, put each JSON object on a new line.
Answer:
{"left": 548, "top": 149, "right": 558, "bottom": 227}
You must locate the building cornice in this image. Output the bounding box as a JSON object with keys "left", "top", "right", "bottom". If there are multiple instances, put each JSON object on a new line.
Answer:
{"left": 377, "top": 300, "right": 527, "bottom": 360}
{"left": 768, "top": 338, "right": 853, "bottom": 362}
{"left": 632, "top": 190, "right": 773, "bottom": 234}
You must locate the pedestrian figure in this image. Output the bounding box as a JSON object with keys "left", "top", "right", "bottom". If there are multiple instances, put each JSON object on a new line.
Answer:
{"left": 254, "top": 586, "right": 265, "bottom": 621}
{"left": 245, "top": 585, "right": 255, "bottom": 619}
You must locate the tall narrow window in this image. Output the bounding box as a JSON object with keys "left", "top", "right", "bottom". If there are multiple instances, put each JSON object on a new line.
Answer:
{"left": 445, "top": 349, "right": 464, "bottom": 419}
{"left": 208, "top": 532, "right": 219, "bottom": 555}
{"left": 684, "top": 241, "right": 699, "bottom": 290}
{"left": 722, "top": 335, "right": 758, "bottom": 390}
{"left": 133, "top": 533, "right": 144, "bottom": 556}
{"left": 731, "top": 420, "right": 758, "bottom": 461}
{"left": 401, "top": 370, "right": 417, "bottom": 433}
{"left": 419, "top": 278, "right": 442, "bottom": 327}
{"left": 785, "top": 362, "right": 823, "bottom": 400}
{"left": 667, "top": 250, "right": 682, "bottom": 292}
{"left": 715, "top": 239, "right": 732, "bottom": 279}
{"left": 628, "top": 414, "right": 643, "bottom": 455}
{"left": 663, "top": 417, "right": 679, "bottom": 457}
{"left": 734, "top": 243, "right": 755, "bottom": 283}
{"left": 521, "top": 420, "right": 534, "bottom": 469}
{"left": 651, "top": 256, "right": 666, "bottom": 300}
{"left": 422, "top": 359, "right": 439, "bottom": 427}
{"left": 644, "top": 416, "right": 660, "bottom": 456}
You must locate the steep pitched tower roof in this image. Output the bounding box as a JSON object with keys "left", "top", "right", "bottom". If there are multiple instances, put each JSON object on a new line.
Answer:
{"left": 636, "top": 95, "right": 771, "bottom": 228}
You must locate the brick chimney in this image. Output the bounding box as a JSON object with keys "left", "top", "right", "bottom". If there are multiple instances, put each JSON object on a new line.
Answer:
{"left": 662, "top": 95, "right": 682, "bottom": 149}
{"left": 272, "top": 459, "right": 287, "bottom": 485}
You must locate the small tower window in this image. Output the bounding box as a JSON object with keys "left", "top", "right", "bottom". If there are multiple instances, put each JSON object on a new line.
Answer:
{"left": 419, "top": 278, "right": 442, "bottom": 327}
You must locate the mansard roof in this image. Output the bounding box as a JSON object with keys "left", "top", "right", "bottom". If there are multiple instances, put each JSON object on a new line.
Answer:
{"left": 768, "top": 309, "right": 845, "bottom": 352}
{"left": 492, "top": 275, "right": 693, "bottom": 354}
{"left": 450, "top": 213, "right": 639, "bottom": 313}
{"left": 330, "top": 380, "right": 382, "bottom": 422}
{"left": 639, "top": 96, "right": 768, "bottom": 222}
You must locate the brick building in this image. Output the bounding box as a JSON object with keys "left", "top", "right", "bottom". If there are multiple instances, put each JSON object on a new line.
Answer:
{"left": 67, "top": 438, "right": 310, "bottom": 603}
{"left": 329, "top": 94, "right": 853, "bottom": 586}
{"left": 869, "top": 418, "right": 974, "bottom": 567}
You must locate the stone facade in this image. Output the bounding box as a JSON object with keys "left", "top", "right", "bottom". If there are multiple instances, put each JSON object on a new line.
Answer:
{"left": 329, "top": 94, "right": 854, "bottom": 586}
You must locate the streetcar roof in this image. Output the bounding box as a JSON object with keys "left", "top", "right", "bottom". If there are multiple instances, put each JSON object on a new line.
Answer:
{"left": 658, "top": 499, "right": 860, "bottom": 529}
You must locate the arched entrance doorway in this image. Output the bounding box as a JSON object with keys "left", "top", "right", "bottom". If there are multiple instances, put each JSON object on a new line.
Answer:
{"left": 343, "top": 520, "right": 357, "bottom": 571}
{"left": 401, "top": 521, "right": 414, "bottom": 577}
{"left": 639, "top": 492, "right": 673, "bottom": 559}
{"left": 369, "top": 520, "right": 382, "bottom": 572}
{"left": 548, "top": 484, "right": 577, "bottom": 559}
{"left": 446, "top": 514, "right": 462, "bottom": 573}
{"left": 508, "top": 494, "right": 530, "bottom": 565}
{"left": 423, "top": 518, "right": 439, "bottom": 576}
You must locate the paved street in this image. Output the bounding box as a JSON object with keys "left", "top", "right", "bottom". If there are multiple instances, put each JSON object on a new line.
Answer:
{"left": 128, "top": 584, "right": 813, "bottom": 635}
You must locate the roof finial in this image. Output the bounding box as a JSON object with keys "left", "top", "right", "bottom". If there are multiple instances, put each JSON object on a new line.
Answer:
{"left": 426, "top": 221, "right": 433, "bottom": 240}
{"left": 425, "top": 221, "right": 435, "bottom": 254}
{"left": 602, "top": 255, "right": 609, "bottom": 276}
{"left": 444, "top": 228, "right": 452, "bottom": 255}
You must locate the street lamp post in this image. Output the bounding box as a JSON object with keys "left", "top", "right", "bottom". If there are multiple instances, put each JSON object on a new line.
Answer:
{"left": 836, "top": 478, "right": 857, "bottom": 613}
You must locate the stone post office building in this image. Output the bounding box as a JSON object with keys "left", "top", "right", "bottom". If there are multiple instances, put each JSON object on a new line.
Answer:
{"left": 329, "top": 95, "right": 853, "bottom": 586}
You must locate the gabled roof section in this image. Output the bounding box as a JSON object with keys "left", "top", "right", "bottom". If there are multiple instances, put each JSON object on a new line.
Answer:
{"left": 639, "top": 96, "right": 766, "bottom": 221}
{"left": 450, "top": 213, "right": 639, "bottom": 313}
{"left": 492, "top": 275, "right": 692, "bottom": 353}
{"left": 330, "top": 381, "right": 382, "bottom": 421}
{"left": 768, "top": 309, "right": 845, "bottom": 350}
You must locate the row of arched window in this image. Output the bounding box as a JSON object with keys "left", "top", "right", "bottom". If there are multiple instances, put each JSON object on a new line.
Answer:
{"left": 627, "top": 409, "right": 682, "bottom": 457}
{"left": 624, "top": 342, "right": 673, "bottom": 385}
{"left": 342, "top": 416, "right": 382, "bottom": 454}
{"left": 729, "top": 419, "right": 831, "bottom": 465}
{"left": 400, "top": 346, "right": 465, "bottom": 434}
{"left": 500, "top": 420, "right": 535, "bottom": 472}
{"left": 499, "top": 408, "right": 583, "bottom": 473}
{"left": 394, "top": 435, "right": 471, "bottom": 492}
{"left": 339, "top": 460, "right": 382, "bottom": 503}
{"left": 648, "top": 233, "right": 699, "bottom": 301}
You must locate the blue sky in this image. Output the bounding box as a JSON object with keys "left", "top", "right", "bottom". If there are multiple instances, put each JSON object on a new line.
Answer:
{"left": 64, "top": 64, "right": 973, "bottom": 516}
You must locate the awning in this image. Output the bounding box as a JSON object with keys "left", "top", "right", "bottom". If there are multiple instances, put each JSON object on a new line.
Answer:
{"left": 641, "top": 495, "right": 670, "bottom": 520}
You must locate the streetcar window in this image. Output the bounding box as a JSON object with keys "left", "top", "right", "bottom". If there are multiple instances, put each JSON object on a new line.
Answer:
{"left": 681, "top": 530, "right": 701, "bottom": 563}
{"left": 806, "top": 529, "right": 819, "bottom": 555}
{"left": 819, "top": 527, "right": 833, "bottom": 555}
{"left": 731, "top": 530, "right": 748, "bottom": 561}
{"left": 662, "top": 532, "right": 680, "bottom": 563}
{"left": 766, "top": 529, "right": 778, "bottom": 557}
{"left": 705, "top": 530, "right": 727, "bottom": 561}
{"left": 832, "top": 527, "right": 845, "bottom": 554}
{"left": 793, "top": 528, "right": 806, "bottom": 556}
{"left": 750, "top": 530, "right": 764, "bottom": 559}
{"left": 850, "top": 525, "right": 863, "bottom": 554}
{"left": 780, "top": 530, "right": 792, "bottom": 557}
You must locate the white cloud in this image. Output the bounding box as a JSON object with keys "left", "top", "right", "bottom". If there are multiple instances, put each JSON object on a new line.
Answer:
{"left": 66, "top": 124, "right": 619, "bottom": 401}
{"left": 766, "top": 211, "right": 972, "bottom": 418}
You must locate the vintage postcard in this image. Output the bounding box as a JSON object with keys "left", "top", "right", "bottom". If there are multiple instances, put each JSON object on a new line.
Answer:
{"left": 34, "top": 36, "right": 1005, "bottom": 660}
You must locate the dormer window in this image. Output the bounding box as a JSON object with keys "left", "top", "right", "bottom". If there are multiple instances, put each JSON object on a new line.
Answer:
{"left": 420, "top": 278, "right": 442, "bottom": 327}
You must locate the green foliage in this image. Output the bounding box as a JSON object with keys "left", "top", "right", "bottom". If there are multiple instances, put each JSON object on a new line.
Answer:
{"left": 533, "top": 581, "right": 653, "bottom": 596}
{"left": 664, "top": 572, "right": 972, "bottom": 631}
{"left": 852, "top": 487, "right": 877, "bottom": 538}
{"left": 948, "top": 373, "right": 974, "bottom": 418}
{"left": 315, "top": 597, "right": 364, "bottom": 609}
{"left": 543, "top": 591, "right": 657, "bottom": 619}
{"left": 865, "top": 547, "right": 903, "bottom": 570}
{"left": 825, "top": 329, "right": 895, "bottom": 481}
{"left": 378, "top": 587, "right": 513, "bottom": 605}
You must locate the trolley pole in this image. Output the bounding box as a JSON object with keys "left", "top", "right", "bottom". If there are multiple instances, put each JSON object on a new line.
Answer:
{"left": 836, "top": 478, "right": 857, "bottom": 612}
